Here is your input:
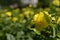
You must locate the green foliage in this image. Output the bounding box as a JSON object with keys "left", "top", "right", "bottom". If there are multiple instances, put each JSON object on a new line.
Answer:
{"left": 0, "top": 0, "right": 60, "bottom": 40}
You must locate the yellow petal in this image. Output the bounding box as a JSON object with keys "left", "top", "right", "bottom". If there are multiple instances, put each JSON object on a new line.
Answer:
{"left": 33, "top": 12, "right": 48, "bottom": 31}
{"left": 6, "top": 12, "right": 12, "bottom": 17}
{"left": 12, "top": 17, "right": 18, "bottom": 22}
{"left": 57, "top": 17, "right": 60, "bottom": 25}
{"left": 51, "top": 17, "right": 56, "bottom": 21}
{"left": 52, "top": 0, "right": 60, "bottom": 6}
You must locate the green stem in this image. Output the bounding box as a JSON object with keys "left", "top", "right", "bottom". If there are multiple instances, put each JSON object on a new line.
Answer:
{"left": 53, "top": 26, "right": 55, "bottom": 38}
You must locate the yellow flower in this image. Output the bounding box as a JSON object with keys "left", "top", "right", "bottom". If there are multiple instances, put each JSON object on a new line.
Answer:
{"left": 51, "top": 17, "right": 56, "bottom": 21}
{"left": 52, "top": 0, "right": 60, "bottom": 6}
{"left": 19, "top": 13, "right": 25, "bottom": 22}
{"left": 33, "top": 12, "right": 48, "bottom": 31}
{"left": 44, "top": 11, "right": 51, "bottom": 17}
{"left": 49, "top": 14, "right": 52, "bottom": 17}
{"left": 12, "top": 17, "right": 18, "bottom": 22}
{"left": 19, "top": 14, "right": 24, "bottom": 18}
{"left": 22, "top": 19, "right": 26, "bottom": 23}
{"left": 57, "top": 17, "right": 60, "bottom": 25}
{"left": 33, "top": 14, "right": 39, "bottom": 22}
{"left": 6, "top": 12, "right": 12, "bottom": 17}
{"left": 24, "top": 11, "right": 31, "bottom": 18}
{"left": 44, "top": 11, "right": 49, "bottom": 15}
{"left": 24, "top": 11, "right": 30, "bottom": 15}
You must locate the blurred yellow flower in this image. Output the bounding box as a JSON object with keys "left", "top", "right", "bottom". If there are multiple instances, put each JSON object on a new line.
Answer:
{"left": 24, "top": 11, "right": 30, "bottom": 15}
{"left": 44, "top": 11, "right": 49, "bottom": 15}
{"left": 24, "top": 11, "right": 31, "bottom": 18}
{"left": 6, "top": 12, "right": 12, "bottom": 17}
{"left": 44, "top": 11, "right": 51, "bottom": 17}
{"left": 22, "top": 8, "right": 27, "bottom": 11}
{"left": 52, "top": 0, "right": 60, "bottom": 6}
{"left": 51, "top": 17, "right": 56, "bottom": 21}
{"left": 29, "top": 4, "right": 32, "bottom": 8}
{"left": 22, "top": 19, "right": 26, "bottom": 23}
{"left": 19, "top": 14, "right": 24, "bottom": 18}
{"left": 19, "top": 13, "right": 25, "bottom": 22}
{"left": 12, "top": 17, "right": 18, "bottom": 22}
{"left": 33, "top": 12, "right": 48, "bottom": 31}
{"left": 57, "top": 17, "right": 60, "bottom": 25}
{"left": 49, "top": 14, "right": 52, "bottom": 17}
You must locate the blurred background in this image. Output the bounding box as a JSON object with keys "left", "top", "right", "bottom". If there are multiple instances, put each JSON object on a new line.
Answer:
{"left": 0, "top": 0, "right": 53, "bottom": 8}
{"left": 0, "top": 0, "right": 60, "bottom": 40}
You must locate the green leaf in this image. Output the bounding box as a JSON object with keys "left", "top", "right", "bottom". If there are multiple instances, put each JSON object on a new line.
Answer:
{"left": 0, "top": 31, "right": 3, "bottom": 36}
{"left": 44, "top": 13, "right": 51, "bottom": 24}
{"left": 28, "top": 28, "right": 41, "bottom": 35}
{"left": 57, "top": 31, "right": 60, "bottom": 38}
{"left": 16, "top": 32, "right": 21, "bottom": 40}
{"left": 33, "top": 29, "right": 41, "bottom": 35}
{"left": 6, "top": 33, "right": 15, "bottom": 40}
